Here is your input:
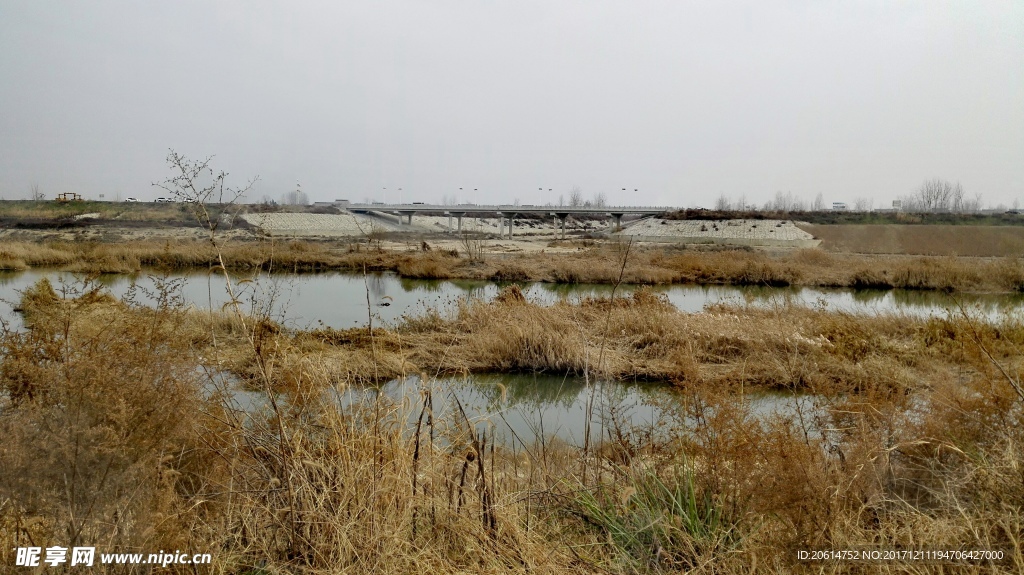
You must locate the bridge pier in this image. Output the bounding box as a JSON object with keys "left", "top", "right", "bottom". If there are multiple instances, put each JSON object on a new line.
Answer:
{"left": 609, "top": 212, "right": 624, "bottom": 231}
{"left": 396, "top": 210, "right": 415, "bottom": 226}
{"left": 496, "top": 212, "right": 516, "bottom": 239}
{"left": 448, "top": 211, "right": 465, "bottom": 234}
{"left": 554, "top": 212, "right": 569, "bottom": 240}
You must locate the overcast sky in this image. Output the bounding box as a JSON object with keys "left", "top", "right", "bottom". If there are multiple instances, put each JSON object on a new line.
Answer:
{"left": 1, "top": 1, "right": 1021, "bottom": 207}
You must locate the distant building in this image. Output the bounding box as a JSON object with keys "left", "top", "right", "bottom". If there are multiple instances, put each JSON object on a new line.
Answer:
{"left": 832, "top": 202, "right": 848, "bottom": 211}
{"left": 892, "top": 200, "right": 902, "bottom": 211}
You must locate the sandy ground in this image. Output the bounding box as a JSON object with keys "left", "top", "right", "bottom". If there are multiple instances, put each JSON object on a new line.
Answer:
{"left": 0, "top": 213, "right": 815, "bottom": 255}
{"left": 0, "top": 216, "right": 596, "bottom": 255}
{"left": 240, "top": 212, "right": 819, "bottom": 243}
{"left": 13, "top": 216, "right": 1024, "bottom": 258}
{"left": 240, "top": 211, "right": 618, "bottom": 238}
{"left": 239, "top": 212, "right": 392, "bottom": 236}
{"left": 620, "top": 218, "right": 815, "bottom": 241}
{"left": 388, "top": 237, "right": 587, "bottom": 254}
{"left": 410, "top": 214, "right": 616, "bottom": 236}
{"left": 0, "top": 225, "right": 256, "bottom": 243}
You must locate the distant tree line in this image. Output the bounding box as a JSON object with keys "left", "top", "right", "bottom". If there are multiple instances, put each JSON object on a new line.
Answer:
{"left": 711, "top": 178, "right": 992, "bottom": 214}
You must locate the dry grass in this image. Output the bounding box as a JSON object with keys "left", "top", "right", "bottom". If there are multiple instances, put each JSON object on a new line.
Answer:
{"left": 0, "top": 199, "right": 219, "bottom": 223}
{"left": 1, "top": 276, "right": 1023, "bottom": 573}
{"left": 801, "top": 223, "right": 1024, "bottom": 257}
{"left": 263, "top": 286, "right": 993, "bottom": 400}
{"left": 5, "top": 239, "right": 1024, "bottom": 294}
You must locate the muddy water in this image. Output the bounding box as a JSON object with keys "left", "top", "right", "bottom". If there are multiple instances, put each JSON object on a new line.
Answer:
{"left": 2, "top": 270, "right": 1023, "bottom": 331}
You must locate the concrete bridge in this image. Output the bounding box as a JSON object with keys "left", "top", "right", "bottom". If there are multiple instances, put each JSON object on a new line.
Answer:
{"left": 343, "top": 202, "right": 672, "bottom": 238}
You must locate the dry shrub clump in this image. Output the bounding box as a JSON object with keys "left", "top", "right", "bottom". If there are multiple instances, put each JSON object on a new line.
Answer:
{"left": 0, "top": 279, "right": 206, "bottom": 562}
{"left": 396, "top": 251, "right": 458, "bottom": 279}
{"left": 658, "top": 250, "right": 803, "bottom": 286}
{"left": 0, "top": 249, "right": 29, "bottom": 271}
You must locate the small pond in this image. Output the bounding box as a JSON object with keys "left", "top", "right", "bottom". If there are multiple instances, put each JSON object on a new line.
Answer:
{"left": 224, "top": 373, "right": 820, "bottom": 447}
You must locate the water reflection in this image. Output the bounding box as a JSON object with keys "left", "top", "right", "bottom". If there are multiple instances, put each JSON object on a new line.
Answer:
{"left": 327, "top": 374, "right": 817, "bottom": 447}
{"left": 2, "top": 269, "right": 1023, "bottom": 330}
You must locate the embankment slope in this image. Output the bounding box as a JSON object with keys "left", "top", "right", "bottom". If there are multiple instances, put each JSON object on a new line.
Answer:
{"left": 800, "top": 224, "right": 1024, "bottom": 256}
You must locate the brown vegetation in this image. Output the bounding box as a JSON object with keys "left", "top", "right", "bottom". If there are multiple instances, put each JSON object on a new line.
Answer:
{"left": 801, "top": 223, "right": 1024, "bottom": 257}
{"left": 1, "top": 279, "right": 1022, "bottom": 572}
{"left": 5, "top": 239, "right": 1024, "bottom": 293}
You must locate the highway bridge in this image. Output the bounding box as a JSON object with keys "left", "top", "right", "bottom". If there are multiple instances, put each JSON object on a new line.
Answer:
{"left": 342, "top": 202, "right": 672, "bottom": 238}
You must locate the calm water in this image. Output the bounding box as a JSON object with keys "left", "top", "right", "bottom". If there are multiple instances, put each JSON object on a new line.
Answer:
{"left": 224, "top": 373, "right": 817, "bottom": 446}
{"left": 3, "top": 269, "right": 1023, "bottom": 331}
{"left": 0, "top": 269, "right": 964, "bottom": 444}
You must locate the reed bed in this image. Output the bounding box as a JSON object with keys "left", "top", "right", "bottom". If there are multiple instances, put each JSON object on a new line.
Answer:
{"left": 4, "top": 239, "right": 1024, "bottom": 294}
{"left": 1, "top": 278, "right": 1022, "bottom": 573}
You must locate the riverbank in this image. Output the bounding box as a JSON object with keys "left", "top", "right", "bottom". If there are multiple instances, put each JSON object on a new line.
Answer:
{"left": 2, "top": 279, "right": 1021, "bottom": 573}
{"left": 3, "top": 236, "right": 1024, "bottom": 293}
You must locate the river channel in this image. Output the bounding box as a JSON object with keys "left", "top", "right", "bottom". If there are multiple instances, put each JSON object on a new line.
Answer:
{"left": 1, "top": 269, "right": 1014, "bottom": 445}
{"left": 3, "top": 269, "right": 1023, "bottom": 331}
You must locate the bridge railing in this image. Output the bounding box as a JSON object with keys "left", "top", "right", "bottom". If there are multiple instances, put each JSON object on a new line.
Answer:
{"left": 345, "top": 203, "right": 673, "bottom": 212}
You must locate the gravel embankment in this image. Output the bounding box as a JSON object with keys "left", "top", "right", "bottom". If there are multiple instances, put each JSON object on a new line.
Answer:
{"left": 241, "top": 212, "right": 616, "bottom": 237}
{"left": 239, "top": 212, "right": 818, "bottom": 246}
{"left": 239, "top": 212, "right": 401, "bottom": 236}
{"left": 618, "top": 218, "right": 819, "bottom": 246}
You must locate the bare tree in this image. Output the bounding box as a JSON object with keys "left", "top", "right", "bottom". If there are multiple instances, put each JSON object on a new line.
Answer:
{"left": 714, "top": 193, "right": 731, "bottom": 211}
{"left": 903, "top": 179, "right": 964, "bottom": 212}
{"left": 568, "top": 186, "right": 584, "bottom": 207}
{"left": 963, "top": 193, "right": 984, "bottom": 213}
{"left": 153, "top": 150, "right": 257, "bottom": 242}
{"left": 592, "top": 191, "right": 607, "bottom": 208}
{"left": 281, "top": 183, "right": 309, "bottom": 205}
{"left": 853, "top": 197, "right": 873, "bottom": 212}
{"left": 765, "top": 191, "right": 807, "bottom": 212}
{"left": 30, "top": 184, "right": 45, "bottom": 201}
{"left": 811, "top": 192, "right": 825, "bottom": 211}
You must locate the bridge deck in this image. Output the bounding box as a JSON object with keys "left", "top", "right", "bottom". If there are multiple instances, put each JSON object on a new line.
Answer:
{"left": 345, "top": 203, "right": 671, "bottom": 215}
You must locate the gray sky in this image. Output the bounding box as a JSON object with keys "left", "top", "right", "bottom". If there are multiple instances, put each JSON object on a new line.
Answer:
{"left": 2, "top": 1, "right": 1022, "bottom": 207}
